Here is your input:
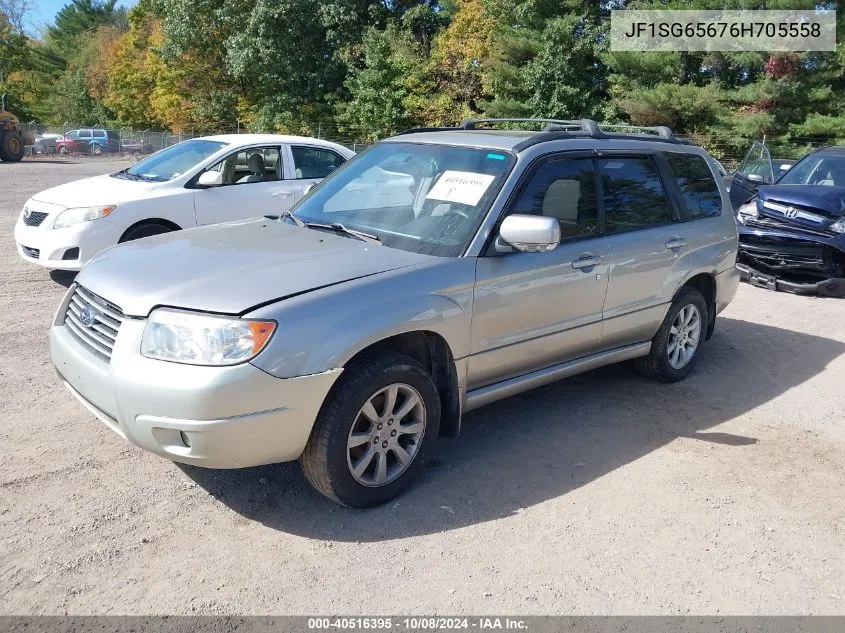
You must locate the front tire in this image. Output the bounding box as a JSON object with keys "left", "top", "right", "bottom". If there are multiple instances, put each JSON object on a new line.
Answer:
{"left": 119, "top": 222, "right": 174, "bottom": 243}
{"left": 1, "top": 131, "right": 25, "bottom": 161}
{"left": 635, "top": 287, "right": 708, "bottom": 382}
{"left": 300, "top": 352, "right": 441, "bottom": 507}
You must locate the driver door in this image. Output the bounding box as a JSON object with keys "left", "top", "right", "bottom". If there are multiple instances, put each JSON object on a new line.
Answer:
{"left": 468, "top": 155, "right": 609, "bottom": 390}
{"left": 193, "top": 145, "right": 299, "bottom": 226}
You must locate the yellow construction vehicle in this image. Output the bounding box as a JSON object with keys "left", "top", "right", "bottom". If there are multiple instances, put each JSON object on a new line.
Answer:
{"left": 0, "top": 94, "right": 34, "bottom": 161}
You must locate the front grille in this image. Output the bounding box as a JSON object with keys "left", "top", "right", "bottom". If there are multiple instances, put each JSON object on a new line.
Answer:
{"left": 745, "top": 215, "right": 835, "bottom": 238}
{"left": 23, "top": 211, "right": 48, "bottom": 227}
{"left": 21, "top": 245, "right": 39, "bottom": 259}
{"left": 63, "top": 285, "right": 125, "bottom": 362}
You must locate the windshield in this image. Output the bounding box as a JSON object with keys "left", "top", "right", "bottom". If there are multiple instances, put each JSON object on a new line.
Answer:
{"left": 122, "top": 139, "right": 226, "bottom": 182}
{"left": 777, "top": 153, "right": 845, "bottom": 186}
{"left": 289, "top": 142, "right": 514, "bottom": 256}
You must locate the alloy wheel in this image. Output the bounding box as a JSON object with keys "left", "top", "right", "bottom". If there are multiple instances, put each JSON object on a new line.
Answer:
{"left": 667, "top": 304, "right": 701, "bottom": 369}
{"left": 346, "top": 383, "right": 426, "bottom": 487}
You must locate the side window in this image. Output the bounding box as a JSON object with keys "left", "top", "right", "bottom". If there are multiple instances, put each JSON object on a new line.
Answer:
{"left": 509, "top": 158, "right": 598, "bottom": 240}
{"left": 93, "top": 130, "right": 106, "bottom": 139}
{"left": 207, "top": 147, "right": 281, "bottom": 186}
{"left": 79, "top": 130, "right": 92, "bottom": 139}
{"left": 598, "top": 157, "right": 673, "bottom": 233}
{"left": 66, "top": 130, "right": 79, "bottom": 140}
{"left": 665, "top": 153, "right": 722, "bottom": 219}
{"left": 291, "top": 146, "right": 346, "bottom": 179}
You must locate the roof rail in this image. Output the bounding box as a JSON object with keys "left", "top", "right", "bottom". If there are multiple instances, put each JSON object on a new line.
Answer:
{"left": 459, "top": 118, "right": 598, "bottom": 134}
{"left": 395, "top": 118, "right": 684, "bottom": 150}
{"left": 597, "top": 123, "right": 675, "bottom": 141}
{"left": 458, "top": 118, "right": 676, "bottom": 140}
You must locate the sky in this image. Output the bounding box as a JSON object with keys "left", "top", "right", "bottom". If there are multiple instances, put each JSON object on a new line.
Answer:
{"left": 27, "top": 0, "right": 138, "bottom": 35}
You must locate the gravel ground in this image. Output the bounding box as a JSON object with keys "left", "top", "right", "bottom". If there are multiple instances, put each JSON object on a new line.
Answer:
{"left": 1, "top": 160, "right": 844, "bottom": 615}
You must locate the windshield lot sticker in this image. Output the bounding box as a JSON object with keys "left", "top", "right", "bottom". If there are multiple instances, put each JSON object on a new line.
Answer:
{"left": 426, "top": 171, "right": 496, "bottom": 206}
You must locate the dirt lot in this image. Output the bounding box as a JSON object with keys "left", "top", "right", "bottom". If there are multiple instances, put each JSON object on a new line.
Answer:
{"left": 1, "top": 159, "right": 843, "bottom": 615}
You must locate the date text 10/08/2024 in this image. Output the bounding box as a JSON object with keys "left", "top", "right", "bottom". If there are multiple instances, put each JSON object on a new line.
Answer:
{"left": 307, "top": 617, "right": 528, "bottom": 630}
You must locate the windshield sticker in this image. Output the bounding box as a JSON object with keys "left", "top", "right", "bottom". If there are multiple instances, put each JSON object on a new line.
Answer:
{"left": 487, "top": 153, "right": 506, "bottom": 160}
{"left": 426, "top": 171, "right": 496, "bottom": 206}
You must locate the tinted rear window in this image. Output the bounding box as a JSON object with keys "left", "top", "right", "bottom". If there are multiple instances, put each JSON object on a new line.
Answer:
{"left": 598, "top": 157, "right": 673, "bottom": 233}
{"left": 665, "top": 153, "right": 722, "bottom": 219}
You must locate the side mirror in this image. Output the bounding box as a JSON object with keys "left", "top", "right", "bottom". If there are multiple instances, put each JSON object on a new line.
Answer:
{"left": 745, "top": 173, "right": 767, "bottom": 184}
{"left": 497, "top": 214, "right": 560, "bottom": 253}
{"left": 303, "top": 182, "right": 317, "bottom": 195}
{"left": 197, "top": 171, "right": 223, "bottom": 187}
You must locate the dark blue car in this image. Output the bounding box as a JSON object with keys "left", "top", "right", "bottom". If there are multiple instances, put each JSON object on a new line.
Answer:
{"left": 735, "top": 146, "right": 845, "bottom": 296}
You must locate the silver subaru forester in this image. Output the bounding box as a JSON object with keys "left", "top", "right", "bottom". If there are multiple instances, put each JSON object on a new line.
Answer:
{"left": 51, "top": 119, "right": 739, "bottom": 507}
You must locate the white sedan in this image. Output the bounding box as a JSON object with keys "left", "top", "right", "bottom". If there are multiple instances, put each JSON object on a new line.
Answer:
{"left": 14, "top": 134, "right": 355, "bottom": 271}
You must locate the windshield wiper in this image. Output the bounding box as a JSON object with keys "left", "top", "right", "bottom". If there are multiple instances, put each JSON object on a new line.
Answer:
{"left": 280, "top": 211, "right": 380, "bottom": 245}
{"left": 305, "top": 221, "right": 381, "bottom": 245}
{"left": 280, "top": 210, "right": 306, "bottom": 227}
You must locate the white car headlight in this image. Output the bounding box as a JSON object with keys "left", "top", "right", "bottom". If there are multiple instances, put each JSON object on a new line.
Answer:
{"left": 141, "top": 308, "right": 277, "bottom": 366}
{"left": 831, "top": 217, "right": 845, "bottom": 234}
{"left": 52, "top": 205, "right": 116, "bottom": 229}
{"left": 736, "top": 201, "right": 759, "bottom": 225}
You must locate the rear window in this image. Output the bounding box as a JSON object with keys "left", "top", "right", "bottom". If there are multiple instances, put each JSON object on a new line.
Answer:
{"left": 598, "top": 157, "right": 673, "bottom": 233}
{"left": 665, "top": 153, "right": 722, "bottom": 219}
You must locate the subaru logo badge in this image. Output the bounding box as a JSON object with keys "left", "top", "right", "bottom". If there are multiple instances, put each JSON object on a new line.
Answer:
{"left": 80, "top": 305, "right": 96, "bottom": 328}
{"left": 784, "top": 207, "right": 799, "bottom": 219}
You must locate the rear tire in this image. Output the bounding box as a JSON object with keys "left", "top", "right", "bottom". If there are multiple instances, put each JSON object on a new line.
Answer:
{"left": 635, "top": 287, "right": 708, "bottom": 382}
{"left": 119, "top": 222, "right": 174, "bottom": 243}
{"left": 300, "top": 352, "right": 441, "bottom": 507}
{"left": 1, "top": 131, "right": 25, "bottom": 161}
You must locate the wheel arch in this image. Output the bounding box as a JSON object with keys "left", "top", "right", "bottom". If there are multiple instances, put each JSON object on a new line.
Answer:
{"left": 343, "top": 330, "right": 462, "bottom": 439}
{"left": 118, "top": 218, "right": 182, "bottom": 242}
{"left": 679, "top": 272, "right": 717, "bottom": 340}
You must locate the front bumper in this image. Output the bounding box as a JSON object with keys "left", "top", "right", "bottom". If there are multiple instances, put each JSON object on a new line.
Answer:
{"left": 50, "top": 290, "right": 342, "bottom": 468}
{"left": 737, "top": 222, "right": 845, "bottom": 279}
{"left": 14, "top": 213, "right": 124, "bottom": 271}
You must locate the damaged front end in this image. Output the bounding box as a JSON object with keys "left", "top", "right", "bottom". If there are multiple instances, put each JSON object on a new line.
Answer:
{"left": 736, "top": 196, "right": 845, "bottom": 297}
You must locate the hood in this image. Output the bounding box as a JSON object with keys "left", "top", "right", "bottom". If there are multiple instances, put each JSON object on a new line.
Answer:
{"left": 757, "top": 185, "right": 845, "bottom": 217}
{"left": 32, "top": 173, "right": 158, "bottom": 207}
{"left": 77, "top": 219, "right": 436, "bottom": 317}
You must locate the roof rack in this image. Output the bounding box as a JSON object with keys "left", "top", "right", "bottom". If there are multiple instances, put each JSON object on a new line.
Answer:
{"left": 395, "top": 118, "right": 685, "bottom": 149}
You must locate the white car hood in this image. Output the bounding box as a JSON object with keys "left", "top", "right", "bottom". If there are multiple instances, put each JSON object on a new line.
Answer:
{"left": 31, "top": 173, "right": 159, "bottom": 207}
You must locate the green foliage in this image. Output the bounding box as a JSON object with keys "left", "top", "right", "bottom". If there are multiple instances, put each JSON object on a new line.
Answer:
{"left": 5, "top": 0, "right": 844, "bottom": 160}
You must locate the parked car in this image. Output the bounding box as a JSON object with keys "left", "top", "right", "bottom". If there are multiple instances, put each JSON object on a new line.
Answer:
{"left": 15, "top": 134, "right": 354, "bottom": 270}
{"left": 32, "top": 133, "right": 63, "bottom": 154}
{"left": 727, "top": 141, "right": 796, "bottom": 209}
{"left": 50, "top": 119, "right": 740, "bottom": 507}
{"left": 735, "top": 145, "right": 845, "bottom": 296}
{"left": 55, "top": 129, "right": 121, "bottom": 155}
{"left": 120, "top": 138, "right": 154, "bottom": 156}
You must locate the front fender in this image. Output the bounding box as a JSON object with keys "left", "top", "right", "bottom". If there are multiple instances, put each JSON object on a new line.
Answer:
{"left": 248, "top": 258, "right": 476, "bottom": 379}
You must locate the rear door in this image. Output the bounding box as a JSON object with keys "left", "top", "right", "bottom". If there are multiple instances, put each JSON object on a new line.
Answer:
{"left": 287, "top": 145, "right": 349, "bottom": 204}
{"left": 729, "top": 141, "right": 773, "bottom": 209}
{"left": 193, "top": 145, "right": 290, "bottom": 225}
{"left": 598, "top": 153, "right": 692, "bottom": 351}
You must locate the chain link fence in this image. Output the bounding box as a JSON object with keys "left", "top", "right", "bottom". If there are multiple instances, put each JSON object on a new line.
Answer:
{"left": 18, "top": 121, "right": 842, "bottom": 167}
{"left": 21, "top": 122, "right": 372, "bottom": 159}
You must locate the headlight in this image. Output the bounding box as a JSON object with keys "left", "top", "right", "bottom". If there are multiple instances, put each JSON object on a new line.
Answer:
{"left": 52, "top": 205, "right": 116, "bottom": 229}
{"left": 141, "top": 308, "right": 276, "bottom": 366}
{"left": 831, "top": 217, "right": 845, "bottom": 234}
{"left": 736, "top": 201, "right": 758, "bottom": 225}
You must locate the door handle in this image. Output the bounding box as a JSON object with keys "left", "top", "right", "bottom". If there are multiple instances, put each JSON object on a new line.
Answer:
{"left": 572, "top": 254, "right": 600, "bottom": 270}
{"left": 665, "top": 237, "right": 687, "bottom": 250}
{"left": 272, "top": 191, "right": 293, "bottom": 198}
